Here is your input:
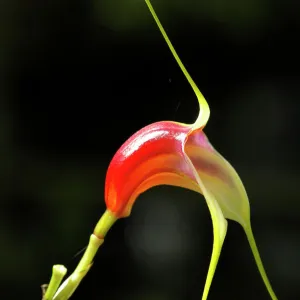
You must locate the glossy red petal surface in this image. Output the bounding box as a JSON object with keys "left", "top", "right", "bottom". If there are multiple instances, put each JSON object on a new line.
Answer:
{"left": 105, "top": 121, "right": 193, "bottom": 217}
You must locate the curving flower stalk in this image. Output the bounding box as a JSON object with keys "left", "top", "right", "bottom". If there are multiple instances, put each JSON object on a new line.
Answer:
{"left": 45, "top": 1, "right": 279, "bottom": 299}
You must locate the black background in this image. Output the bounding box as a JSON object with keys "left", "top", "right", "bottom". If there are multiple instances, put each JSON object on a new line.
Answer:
{"left": 1, "top": 0, "right": 300, "bottom": 299}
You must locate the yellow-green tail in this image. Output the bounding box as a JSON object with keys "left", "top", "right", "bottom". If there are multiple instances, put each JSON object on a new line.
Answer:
{"left": 144, "top": 0, "right": 210, "bottom": 129}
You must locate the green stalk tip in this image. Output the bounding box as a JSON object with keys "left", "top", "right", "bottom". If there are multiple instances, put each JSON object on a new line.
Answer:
{"left": 43, "top": 265, "right": 67, "bottom": 300}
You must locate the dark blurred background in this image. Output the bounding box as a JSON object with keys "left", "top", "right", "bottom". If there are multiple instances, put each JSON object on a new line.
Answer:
{"left": 1, "top": 0, "right": 299, "bottom": 299}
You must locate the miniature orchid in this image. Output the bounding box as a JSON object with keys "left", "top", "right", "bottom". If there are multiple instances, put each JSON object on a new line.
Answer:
{"left": 44, "top": 1, "right": 279, "bottom": 300}
{"left": 104, "top": 1, "right": 278, "bottom": 299}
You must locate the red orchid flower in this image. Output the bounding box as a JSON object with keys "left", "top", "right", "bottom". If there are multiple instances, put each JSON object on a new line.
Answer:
{"left": 48, "top": 1, "right": 279, "bottom": 300}
{"left": 104, "top": 1, "right": 278, "bottom": 300}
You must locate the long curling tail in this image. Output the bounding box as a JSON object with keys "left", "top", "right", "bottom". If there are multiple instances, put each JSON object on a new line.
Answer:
{"left": 144, "top": 0, "right": 210, "bottom": 129}
{"left": 244, "top": 224, "right": 278, "bottom": 300}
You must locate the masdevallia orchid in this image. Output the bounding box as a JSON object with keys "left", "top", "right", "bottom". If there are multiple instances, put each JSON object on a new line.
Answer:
{"left": 104, "top": 1, "right": 278, "bottom": 299}
{"left": 45, "top": 1, "right": 278, "bottom": 300}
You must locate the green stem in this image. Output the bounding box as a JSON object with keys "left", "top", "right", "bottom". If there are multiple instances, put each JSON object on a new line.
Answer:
{"left": 93, "top": 209, "right": 118, "bottom": 238}
{"left": 52, "top": 209, "right": 117, "bottom": 300}
{"left": 244, "top": 224, "right": 278, "bottom": 300}
{"left": 43, "top": 265, "right": 67, "bottom": 300}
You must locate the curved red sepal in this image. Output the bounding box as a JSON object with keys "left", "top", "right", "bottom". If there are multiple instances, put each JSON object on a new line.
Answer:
{"left": 105, "top": 121, "right": 192, "bottom": 218}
